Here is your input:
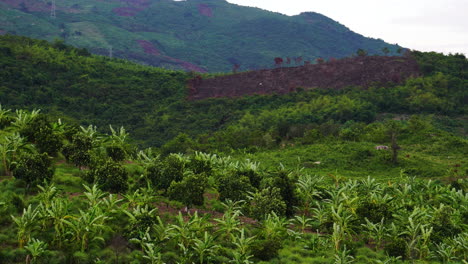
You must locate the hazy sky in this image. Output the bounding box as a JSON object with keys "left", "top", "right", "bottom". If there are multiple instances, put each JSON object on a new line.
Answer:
{"left": 226, "top": 0, "right": 468, "bottom": 55}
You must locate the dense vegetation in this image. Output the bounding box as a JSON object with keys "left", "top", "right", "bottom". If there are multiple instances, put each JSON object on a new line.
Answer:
{"left": 0, "top": 0, "right": 400, "bottom": 72}
{"left": 0, "top": 107, "right": 467, "bottom": 263}
{"left": 0, "top": 34, "right": 467, "bottom": 262}
{"left": 1, "top": 35, "right": 466, "bottom": 148}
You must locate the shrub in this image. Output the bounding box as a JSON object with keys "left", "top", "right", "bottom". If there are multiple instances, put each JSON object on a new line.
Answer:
{"left": 11, "top": 153, "right": 54, "bottom": 187}
{"left": 167, "top": 172, "right": 207, "bottom": 207}
{"left": 249, "top": 187, "right": 286, "bottom": 220}
{"left": 217, "top": 174, "right": 254, "bottom": 202}
{"left": 86, "top": 159, "right": 129, "bottom": 193}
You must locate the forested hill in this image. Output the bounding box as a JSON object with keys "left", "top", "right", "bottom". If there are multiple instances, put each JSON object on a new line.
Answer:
{"left": 0, "top": 0, "right": 400, "bottom": 72}
{"left": 0, "top": 35, "right": 467, "bottom": 148}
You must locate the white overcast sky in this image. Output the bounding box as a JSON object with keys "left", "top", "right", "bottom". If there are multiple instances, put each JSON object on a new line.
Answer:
{"left": 226, "top": 0, "right": 468, "bottom": 55}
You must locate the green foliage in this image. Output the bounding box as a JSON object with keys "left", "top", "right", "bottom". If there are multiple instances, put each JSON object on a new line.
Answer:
{"left": 167, "top": 172, "right": 208, "bottom": 207}
{"left": 261, "top": 169, "right": 298, "bottom": 217}
{"left": 249, "top": 187, "right": 287, "bottom": 220}
{"left": 86, "top": 159, "right": 128, "bottom": 193}
{"left": 62, "top": 133, "right": 93, "bottom": 169}
{"left": 11, "top": 153, "right": 54, "bottom": 187}
{"left": 217, "top": 173, "right": 254, "bottom": 202}
{"left": 0, "top": 2, "right": 399, "bottom": 72}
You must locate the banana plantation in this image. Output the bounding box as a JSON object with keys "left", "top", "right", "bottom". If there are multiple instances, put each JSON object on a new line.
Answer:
{"left": 0, "top": 107, "right": 467, "bottom": 263}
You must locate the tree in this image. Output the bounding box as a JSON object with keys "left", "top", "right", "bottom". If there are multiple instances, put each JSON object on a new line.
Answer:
{"left": 12, "top": 153, "right": 54, "bottom": 187}
{"left": 249, "top": 187, "right": 286, "bottom": 220}
{"left": 167, "top": 172, "right": 208, "bottom": 207}
{"left": 62, "top": 133, "right": 93, "bottom": 169}
{"left": 217, "top": 173, "right": 254, "bottom": 202}
{"left": 106, "top": 125, "right": 129, "bottom": 162}
{"left": 356, "top": 49, "right": 368, "bottom": 57}
{"left": 19, "top": 114, "right": 63, "bottom": 156}
{"left": 274, "top": 57, "right": 283, "bottom": 67}
{"left": 261, "top": 169, "right": 298, "bottom": 217}
{"left": 384, "top": 120, "right": 403, "bottom": 164}
{"left": 86, "top": 159, "right": 129, "bottom": 193}
{"left": 382, "top": 47, "right": 390, "bottom": 55}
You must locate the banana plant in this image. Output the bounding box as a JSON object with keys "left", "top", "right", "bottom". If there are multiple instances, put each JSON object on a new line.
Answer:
{"left": 44, "top": 198, "right": 70, "bottom": 248}
{"left": 311, "top": 202, "right": 330, "bottom": 228}
{"left": 296, "top": 174, "right": 323, "bottom": 214}
{"left": 24, "top": 238, "right": 48, "bottom": 264}
{"left": 261, "top": 212, "right": 288, "bottom": 241}
{"left": 37, "top": 182, "right": 58, "bottom": 210}
{"left": 290, "top": 214, "right": 313, "bottom": 234}
{"left": 432, "top": 242, "right": 457, "bottom": 264}
{"left": 83, "top": 184, "right": 107, "bottom": 208}
{"left": 361, "top": 217, "right": 387, "bottom": 249}
{"left": 0, "top": 133, "right": 31, "bottom": 176}
{"left": 12, "top": 109, "right": 40, "bottom": 130}
{"left": 331, "top": 222, "right": 345, "bottom": 252}
{"left": 192, "top": 231, "right": 220, "bottom": 264}
{"left": 142, "top": 242, "right": 165, "bottom": 264}
{"left": 62, "top": 207, "right": 109, "bottom": 251}
{"left": 230, "top": 228, "right": 255, "bottom": 264}
{"left": 214, "top": 208, "right": 242, "bottom": 241}
{"left": 11, "top": 205, "right": 40, "bottom": 248}
{"left": 334, "top": 245, "right": 355, "bottom": 264}
{"left": 330, "top": 204, "right": 356, "bottom": 238}
{"left": 170, "top": 212, "right": 210, "bottom": 250}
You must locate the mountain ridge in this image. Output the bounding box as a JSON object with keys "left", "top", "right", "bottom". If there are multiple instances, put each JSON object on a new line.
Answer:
{"left": 0, "top": 0, "right": 401, "bottom": 72}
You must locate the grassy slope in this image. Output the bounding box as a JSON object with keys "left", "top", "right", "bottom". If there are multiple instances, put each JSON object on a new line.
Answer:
{"left": 0, "top": 0, "right": 400, "bottom": 72}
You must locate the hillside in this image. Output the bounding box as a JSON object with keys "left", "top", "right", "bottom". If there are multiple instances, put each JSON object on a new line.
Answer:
{"left": 190, "top": 56, "right": 421, "bottom": 100}
{"left": 1, "top": 35, "right": 467, "bottom": 148}
{"left": 0, "top": 0, "right": 401, "bottom": 72}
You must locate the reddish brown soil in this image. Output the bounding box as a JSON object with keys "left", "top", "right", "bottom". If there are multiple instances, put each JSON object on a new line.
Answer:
{"left": 112, "top": 0, "right": 150, "bottom": 17}
{"left": 198, "top": 4, "right": 213, "bottom": 17}
{"left": 136, "top": 39, "right": 161, "bottom": 55}
{"left": 189, "top": 56, "right": 420, "bottom": 100}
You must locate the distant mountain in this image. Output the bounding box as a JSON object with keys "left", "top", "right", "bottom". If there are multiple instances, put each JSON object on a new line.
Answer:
{"left": 0, "top": 0, "right": 401, "bottom": 72}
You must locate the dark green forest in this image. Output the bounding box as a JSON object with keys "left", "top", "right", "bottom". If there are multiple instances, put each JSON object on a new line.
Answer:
{"left": 0, "top": 35, "right": 467, "bottom": 263}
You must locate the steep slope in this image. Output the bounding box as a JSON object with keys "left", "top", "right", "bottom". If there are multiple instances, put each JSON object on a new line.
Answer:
{"left": 0, "top": 0, "right": 401, "bottom": 72}
{"left": 189, "top": 56, "right": 420, "bottom": 100}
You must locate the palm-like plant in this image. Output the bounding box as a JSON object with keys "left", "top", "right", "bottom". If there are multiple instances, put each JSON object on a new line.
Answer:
{"left": 361, "top": 217, "right": 387, "bottom": 249}
{"left": 37, "top": 182, "right": 59, "bottom": 209}
{"left": 44, "top": 198, "right": 70, "bottom": 248}
{"left": 192, "top": 231, "right": 220, "bottom": 264}
{"left": 290, "top": 214, "right": 313, "bottom": 234}
{"left": 230, "top": 228, "right": 255, "bottom": 264}
{"left": 330, "top": 204, "right": 356, "bottom": 238}
{"left": 142, "top": 242, "right": 165, "bottom": 264}
{"left": 432, "top": 242, "right": 457, "bottom": 264}
{"left": 296, "top": 174, "right": 323, "bottom": 214}
{"left": 11, "top": 205, "right": 40, "bottom": 248}
{"left": 62, "top": 207, "right": 109, "bottom": 251}
{"left": 12, "top": 109, "right": 40, "bottom": 130}
{"left": 83, "top": 184, "right": 107, "bottom": 207}
{"left": 334, "top": 245, "right": 355, "bottom": 264}
{"left": 24, "top": 238, "right": 48, "bottom": 264}
{"left": 261, "top": 212, "right": 288, "bottom": 241}
{"left": 0, "top": 133, "right": 30, "bottom": 176}
{"left": 170, "top": 212, "right": 210, "bottom": 250}
{"left": 331, "top": 222, "right": 345, "bottom": 252}
{"left": 214, "top": 209, "right": 242, "bottom": 241}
